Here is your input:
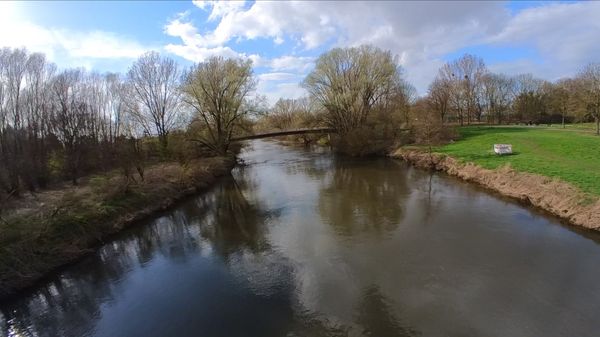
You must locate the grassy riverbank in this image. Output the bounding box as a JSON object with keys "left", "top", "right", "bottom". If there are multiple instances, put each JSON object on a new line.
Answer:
{"left": 0, "top": 156, "right": 235, "bottom": 298}
{"left": 437, "top": 126, "right": 600, "bottom": 195}
{"left": 392, "top": 126, "right": 600, "bottom": 230}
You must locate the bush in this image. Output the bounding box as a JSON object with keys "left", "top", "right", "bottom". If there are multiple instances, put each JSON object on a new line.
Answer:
{"left": 332, "top": 109, "right": 408, "bottom": 156}
{"left": 410, "top": 99, "right": 457, "bottom": 147}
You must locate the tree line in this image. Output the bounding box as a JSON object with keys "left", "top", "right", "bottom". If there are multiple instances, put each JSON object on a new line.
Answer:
{"left": 2, "top": 44, "right": 599, "bottom": 197}
{"left": 426, "top": 54, "right": 600, "bottom": 132}
{"left": 0, "top": 48, "right": 258, "bottom": 197}
{"left": 260, "top": 49, "right": 600, "bottom": 156}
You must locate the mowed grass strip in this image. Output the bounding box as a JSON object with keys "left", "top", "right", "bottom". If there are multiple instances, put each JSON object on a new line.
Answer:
{"left": 436, "top": 126, "right": 600, "bottom": 195}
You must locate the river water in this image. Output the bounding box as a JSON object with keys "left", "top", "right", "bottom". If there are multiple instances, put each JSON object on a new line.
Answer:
{"left": 2, "top": 140, "right": 600, "bottom": 337}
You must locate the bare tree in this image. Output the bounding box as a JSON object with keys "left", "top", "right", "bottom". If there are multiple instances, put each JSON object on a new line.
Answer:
{"left": 127, "top": 51, "right": 181, "bottom": 149}
{"left": 481, "top": 73, "right": 514, "bottom": 124}
{"left": 428, "top": 78, "right": 451, "bottom": 124}
{"left": 50, "top": 69, "right": 88, "bottom": 184}
{"left": 576, "top": 63, "right": 600, "bottom": 135}
{"left": 548, "top": 78, "right": 576, "bottom": 128}
{"left": 303, "top": 45, "right": 405, "bottom": 133}
{"left": 181, "top": 56, "right": 256, "bottom": 155}
{"left": 437, "top": 54, "right": 487, "bottom": 125}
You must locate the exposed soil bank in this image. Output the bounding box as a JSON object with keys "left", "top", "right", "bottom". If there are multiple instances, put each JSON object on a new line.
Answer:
{"left": 0, "top": 157, "right": 235, "bottom": 299}
{"left": 391, "top": 148, "right": 600, "bottom": 231}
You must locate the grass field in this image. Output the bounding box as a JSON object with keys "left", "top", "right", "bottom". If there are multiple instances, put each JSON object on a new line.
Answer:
{"left": 437, "top": 126, "right": 600, "bottom": 195}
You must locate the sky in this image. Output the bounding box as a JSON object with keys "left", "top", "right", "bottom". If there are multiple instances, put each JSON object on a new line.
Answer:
{"left": 1, "top": 0, "right": 599, "bottom": 103}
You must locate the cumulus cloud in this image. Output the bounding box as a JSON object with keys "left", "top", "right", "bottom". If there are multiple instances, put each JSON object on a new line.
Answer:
{"left": 165, "top": 1, "right": 600, "bottom": 98}
{"left": 0, "top": 3, "right": 151, "bottom": 69}
{"left": 163, "top": 1, "right": 509, "bottom": 96}
{"left": 487, "top": 1, "right": 600, "bottom": 79}
{"left": 269, "top": 56, "right": 314, "bottom": 72}
{"left": 257, "top": 81, "right": 307, "bottom": 105}
{"left": 164, "top": 12, "right": 260, "bottom": 63}
{"left": 192, "top": 0, "right": 247, "bottom": 21}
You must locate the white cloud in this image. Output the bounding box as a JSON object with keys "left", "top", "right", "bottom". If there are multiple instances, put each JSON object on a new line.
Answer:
{"left": 164, "top": 1, "right": 509, "bottom": 96}
{"left": 55, "top": 31, "right": 148, "bottom": 59}
{"left": 192, "top": 0, "right": 247, "bottom": 21}
{"left": 258, "top": 72, "right": 298, "bottom": 82}
{"left": 167, "top": 1, "right": 600, "bottom": 99}
{"left": 269, "top": 56, "right": 314, "bottom": 72}
{"left": 0, "top": 3, "right": 151, "bottom": 69}
{"left": 258, "top": 81, "right": 307, "bottom": 105}
{"left": 487, "top": 2, "right": 600, "bottom": 79}
{"left": 164, "top": 13, "right": 259, "bottom": 63}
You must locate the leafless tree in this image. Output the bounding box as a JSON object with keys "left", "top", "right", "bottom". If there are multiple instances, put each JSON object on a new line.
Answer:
{"left": 481, "top": 73, "right": 514, "bottom": 124}
{"left": 437, "top": 54, "right": 487, "bottom": 125}
{"left": 127, "top": 51, "right": 182, "bottom": 149}
{"left": 428, "top": 78, "right": 451, "bottom": 124}
{"left": 576, "top": 63, "right": 600, "bottom": 135}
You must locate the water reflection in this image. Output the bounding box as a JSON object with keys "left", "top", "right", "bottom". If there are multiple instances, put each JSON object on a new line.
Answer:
{"left": 2, "top": 140, "right": 600, "bottom": 337}
{"left": 0, "top": 174, "right": 276, "bottom": 337}
{"left": 356, "top": 286, "right": 417, "bottom": 337}
{"left": 319, "top": 158, "right": 408, "bottom": 237}
{"left": 190, "top": 177, "right": 271, "bottom": 257}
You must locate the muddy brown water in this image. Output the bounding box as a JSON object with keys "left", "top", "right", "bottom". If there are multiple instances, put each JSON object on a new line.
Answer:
{"left": 2, "top": 140, "right": 600, "bottom": 337}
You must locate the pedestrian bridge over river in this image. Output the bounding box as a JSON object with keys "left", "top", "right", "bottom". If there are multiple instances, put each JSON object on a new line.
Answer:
{"left": 231, "top": 127, "right": 336, "bottom": 142}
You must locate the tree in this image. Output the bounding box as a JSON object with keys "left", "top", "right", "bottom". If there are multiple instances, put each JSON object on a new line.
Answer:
{"left": 548, "top": 79, "right": 575, "bottom": 128}
{"left": 481, "top": 73, "right": 514, "bottom": 124}
{"left": 127, "top": 51, "right": 181, "bottom": 149}
{"left": 437, "top": 54, "right": 487, "bottom": 125}
{"left": 428, "top": 78, "right": 451, "bottom": 124}
{"left": 303, "top": 45, "right": 405, "bottom": 133}
{"left": 511, "top": 74, "right": 549, "bottom": 123}
{"left": 576, "top": 63, "right": 600, "bottom": 135}
{"left": 412, "top": 98, "right": 445, "bottom": 159}
{"left": 181, "top": 56, "right": 256, "bottom": 155}
{"left": 50, "top": 69, "right": 88, "bottom": 184}
{"left": 268, "top": 98, "right": 298, "bottom": 130}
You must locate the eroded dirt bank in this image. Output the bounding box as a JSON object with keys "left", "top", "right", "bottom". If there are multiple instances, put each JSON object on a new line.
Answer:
{"left": 391, "top": 148, "right": 600, "bottom": 230}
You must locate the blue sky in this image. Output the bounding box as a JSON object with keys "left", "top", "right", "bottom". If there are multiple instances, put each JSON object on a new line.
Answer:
{"left": 1, "top": 1, "right": 599, "bottom": 102}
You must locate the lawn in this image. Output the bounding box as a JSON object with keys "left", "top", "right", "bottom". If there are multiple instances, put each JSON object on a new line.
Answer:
{"left": 437, "top": 126, "right": 600, "bottom": 195}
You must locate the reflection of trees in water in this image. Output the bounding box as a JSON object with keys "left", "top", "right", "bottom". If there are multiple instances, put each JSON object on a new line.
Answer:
{"left": 196, "top": 176, "right": 272, "bottom": 258}
{"left": 0, "top": 237, "right": 141, "bottom": 337}
{"left": 282, "top": 152, "right": 333, "bottom": 180}
{"left": 0, "top": 174, "right": 271, "bottom": 337}
{"left": 409, "top": 169, "right": 444, "bottom": 225}
{"left": 319, "top": 158, "right": 409, "bottom": 236}
{"left": 356, "top": 286, "right": 418, "bottom": 337}
{"left": 287, "top": 285, "right": 418, "bottom": 337}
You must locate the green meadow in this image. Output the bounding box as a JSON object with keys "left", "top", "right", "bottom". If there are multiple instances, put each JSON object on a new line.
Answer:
{"left": 437, "top": 126, "right": 600, "bottom": 195}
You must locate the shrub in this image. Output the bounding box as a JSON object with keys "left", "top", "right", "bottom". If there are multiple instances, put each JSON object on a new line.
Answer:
{"left": 332, "top": 109, "right": 408, "bottom": 156}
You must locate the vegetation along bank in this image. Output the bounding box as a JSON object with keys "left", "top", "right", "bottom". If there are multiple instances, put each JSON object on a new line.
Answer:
{"left": 2, "top": 40, "right": 600, "bottom": 298}
{"left": 392, "top": 126, "right": 600, "bottom": 230}
{"left": 0, "top": 156, "right": 235, "bottom": 299}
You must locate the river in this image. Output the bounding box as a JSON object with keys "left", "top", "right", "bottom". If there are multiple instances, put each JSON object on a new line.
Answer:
{"left": 2, "top": 140, "right": 600, "bottom": 337}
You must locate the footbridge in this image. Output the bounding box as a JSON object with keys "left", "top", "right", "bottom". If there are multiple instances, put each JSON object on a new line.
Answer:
{"left": 231, "top": 127, "right": 336, "bottom": 142}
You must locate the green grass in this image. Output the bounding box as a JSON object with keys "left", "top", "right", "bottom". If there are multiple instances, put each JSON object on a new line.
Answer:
{"left": 437, "top": 126, "right": 600, "bottom": 195}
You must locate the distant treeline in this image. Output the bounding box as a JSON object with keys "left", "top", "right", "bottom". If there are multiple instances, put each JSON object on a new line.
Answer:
{"left": 426, "top": 54, "right": 600, "bottom": 128}
{"left": 2, "top": 45, "right": 599, "bottom": 197}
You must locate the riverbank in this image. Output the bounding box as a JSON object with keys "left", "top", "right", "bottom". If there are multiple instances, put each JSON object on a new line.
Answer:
{"left": 0, "top": 156, "right": 235, "bottom": 299}
{"left": 437, "top": 126, "right": 600, "bottom": 195}
{"left": 391, "top": 147, "right": 600, "bottom": 230}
